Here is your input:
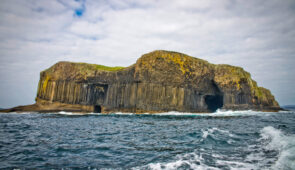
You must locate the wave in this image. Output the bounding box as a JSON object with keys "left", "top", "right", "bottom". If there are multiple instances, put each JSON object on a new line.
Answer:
{"left": 201, "top": 127, "right": 235, "bottom": 139}
{"left": 110, "top": 109, "right": 281, "bottom": 117}
{"left": 259, "top": 126, "right": 295, "bottom": 170}
{"left": 278, "top": 110, "right": 294, "bottom": 113}
{"left": 103, "top": 109, "right": 269, "bottom": 116}
{"left": 146, "top": 153, "right": 220, "bottom": 170}
{"left": 135, "top": 150, "right": 223, "bottom": 170}
{"left": 205, "top": 109, "right": 282, "bottom": 117}
{"left": 135, "top": 126, "right": 295, "bottom": 170}
{"left": 39, "top": 109, "right": 290, "bottom": 119}
{"left": 142, "top": 150, "right": 255, "bottom": 170}
{"left": 52, "top": 111, "right": 96, "bottom": 116}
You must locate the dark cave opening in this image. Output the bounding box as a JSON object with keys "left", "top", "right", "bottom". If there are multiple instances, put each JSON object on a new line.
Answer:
{"left": 94, "top": 105, "right": 101, "bottom": 113}
{"left": 205, "top": 95, "right": 223, "bottom": 112}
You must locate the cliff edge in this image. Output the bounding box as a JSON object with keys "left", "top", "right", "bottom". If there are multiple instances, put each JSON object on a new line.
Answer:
{"left": 2, "top": 50, "right": 281, "bottom": 113}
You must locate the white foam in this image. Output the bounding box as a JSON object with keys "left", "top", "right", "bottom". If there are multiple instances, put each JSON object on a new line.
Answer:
{"left": 209, "top": 109, "right": 268, "bottom": 117}
{"left": 142, "top": 152, "right": 219, "bottom": 170}
{"left": 201, "top": 127, "right": 236, "bottom": 140}
{"left": 260, "top": 126, "right": 295, "bottom": 170}
{"left": 129, "top": 109, "right": 279, "bottom": 117}
{"left": 113, "top": 112, "right": 135, "bottom": 115}
{"left": 215, "top": 160, "right": 256, "bottom": 170}
{"left": 55, "top": 111, "right": 85, "bottom": 115}
{"left": 52, "top": 110, "right": 262, "bottom": 116}
{"left": 245, "top": 126, "right": 295, "bottom": 169}
{"left": 202, "top": 130, "right": 209, "bottom": 138}
{"left": 113, "top": 111, "right": 199, "bottom": 116}
{"left": 14, "top": 109, "right": 289, "bottom": 117}
{"left": 155, "top": 111, "right": 199, "bottom": 116}
{"left": 15, "top": 112, "right": 36, "bottom": 114}
{"left": 136, "top": 126, "right": 295, "bottom": 170}
{"left": 142, "top": 150, "right": 257, "bottom": 170}
{"left": 279, "top": 110, "right": 294, "bottom": 113}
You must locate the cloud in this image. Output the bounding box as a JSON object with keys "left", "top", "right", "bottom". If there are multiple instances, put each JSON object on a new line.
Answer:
{"left": 0, "top": 0, "right": 294, "bottom": 107}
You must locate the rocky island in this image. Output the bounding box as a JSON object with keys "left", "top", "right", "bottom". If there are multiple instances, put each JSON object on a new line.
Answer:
{"left": 1, "top": 50, "right": 281, "bottom": 113}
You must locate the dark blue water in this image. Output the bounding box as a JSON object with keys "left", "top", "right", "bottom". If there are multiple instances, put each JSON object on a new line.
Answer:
{"left": 0, "top": 110, "right": 295, "bottom": 170}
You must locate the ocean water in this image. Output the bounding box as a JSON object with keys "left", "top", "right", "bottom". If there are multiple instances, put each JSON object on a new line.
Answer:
{"left": 0, "top": 110, "right": 295, "bottom": 170}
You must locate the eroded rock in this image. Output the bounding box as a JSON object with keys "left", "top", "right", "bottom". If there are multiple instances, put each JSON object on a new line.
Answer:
{"left": 2, "top": 50, "right": 281, "bottom": 113}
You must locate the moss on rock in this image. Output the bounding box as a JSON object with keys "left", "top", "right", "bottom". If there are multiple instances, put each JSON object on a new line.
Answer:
{"left": 41, "top": 61, "right": 125, "bottom": 81}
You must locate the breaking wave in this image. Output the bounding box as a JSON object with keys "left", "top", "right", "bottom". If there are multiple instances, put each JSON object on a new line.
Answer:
{"left": 137, "top": 126, "right": 295, "bottom": 170}
{"left": 55, "top": 111, "right": 88, "bottom": 115}
{"left": 258, "top": 126, "right": 295, "bottom": 170}
{"left": 110, "top": 109, "right": 281, "bottom": 117}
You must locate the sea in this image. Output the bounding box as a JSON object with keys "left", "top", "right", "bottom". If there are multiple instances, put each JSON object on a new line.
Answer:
{"left": 0, "top": 109, "right": 294, "bottom": 170}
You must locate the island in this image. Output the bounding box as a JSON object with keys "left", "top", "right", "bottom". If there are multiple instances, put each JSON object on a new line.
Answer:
{"left": 1, "top": 50, "right": 281, "bottom": 113}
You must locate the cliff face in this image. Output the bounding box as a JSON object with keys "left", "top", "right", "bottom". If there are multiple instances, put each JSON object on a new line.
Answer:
{"left": 10, "top": 50, "right": 280, "bottom": 113}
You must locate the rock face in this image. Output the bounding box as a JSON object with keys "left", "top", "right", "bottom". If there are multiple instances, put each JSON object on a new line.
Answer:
{"left": 3, "top": 50, "right": 281, "bottom": 113}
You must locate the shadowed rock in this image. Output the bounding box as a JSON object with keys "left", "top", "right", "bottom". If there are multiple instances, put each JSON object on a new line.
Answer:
{"left": 1, "top": 50, "right": 281, "bottom": 113}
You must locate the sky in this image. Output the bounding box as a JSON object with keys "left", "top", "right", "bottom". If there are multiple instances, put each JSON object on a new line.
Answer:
{"left": 0, "top": 0, "right": 294, "bottom": 108}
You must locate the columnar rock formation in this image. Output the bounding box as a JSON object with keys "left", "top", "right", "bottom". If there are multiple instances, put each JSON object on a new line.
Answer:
{"left": 2, "top": 50, "right": 281, "bottom": 113}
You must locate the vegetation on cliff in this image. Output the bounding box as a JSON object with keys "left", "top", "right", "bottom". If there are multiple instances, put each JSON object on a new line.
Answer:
{"left": 44, "top": 62, "right": 125, "bottom": 73}
{"left": 41, "top": 61, "right": 125, "bottom": 81}
{"left": 134, "top": 50, "right": 278, "bottom": 107}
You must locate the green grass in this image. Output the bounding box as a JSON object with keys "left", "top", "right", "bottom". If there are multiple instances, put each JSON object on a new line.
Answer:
{"left": 94, "top": 65, "right": 125, "bottom": 71}
{"left": 76, "top": 62, "right": 125, "bottom": 72}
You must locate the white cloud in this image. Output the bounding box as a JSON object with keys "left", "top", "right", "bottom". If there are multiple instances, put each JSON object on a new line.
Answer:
{"left": 0, "top": 0, "right": 294, "bottom": 107}
{"left": 69, "top": 20, "right": 104, "bottom": 37}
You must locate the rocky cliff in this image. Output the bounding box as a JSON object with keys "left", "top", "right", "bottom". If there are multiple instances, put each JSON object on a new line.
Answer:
{"left": 3, "top": 50, "right": 281, "bottom": 113}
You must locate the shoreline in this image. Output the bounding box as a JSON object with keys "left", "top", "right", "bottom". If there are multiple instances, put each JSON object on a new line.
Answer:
{"left": 0, "top": 103, "right": 284, "bottom": 114}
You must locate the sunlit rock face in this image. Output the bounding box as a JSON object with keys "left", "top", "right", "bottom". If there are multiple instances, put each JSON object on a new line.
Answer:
{"left": 8, "top": 50, "right": 280, "bottom": 113}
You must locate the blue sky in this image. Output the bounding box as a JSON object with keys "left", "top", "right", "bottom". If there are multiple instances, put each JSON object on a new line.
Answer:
{"left": 0, "top": 0, "right": 295, "bottom": 108}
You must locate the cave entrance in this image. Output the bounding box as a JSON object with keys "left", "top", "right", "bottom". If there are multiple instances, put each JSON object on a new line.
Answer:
{"left": 94, "top": 105, "right": 101, "bottom": 113}
{"left": 205, "top": 95, "right": 223, "bottom": 112}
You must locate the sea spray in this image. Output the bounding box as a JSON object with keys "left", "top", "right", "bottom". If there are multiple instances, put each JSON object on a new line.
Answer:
{"left": 260, "top": 126, "right": 295, "bottom": 170}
